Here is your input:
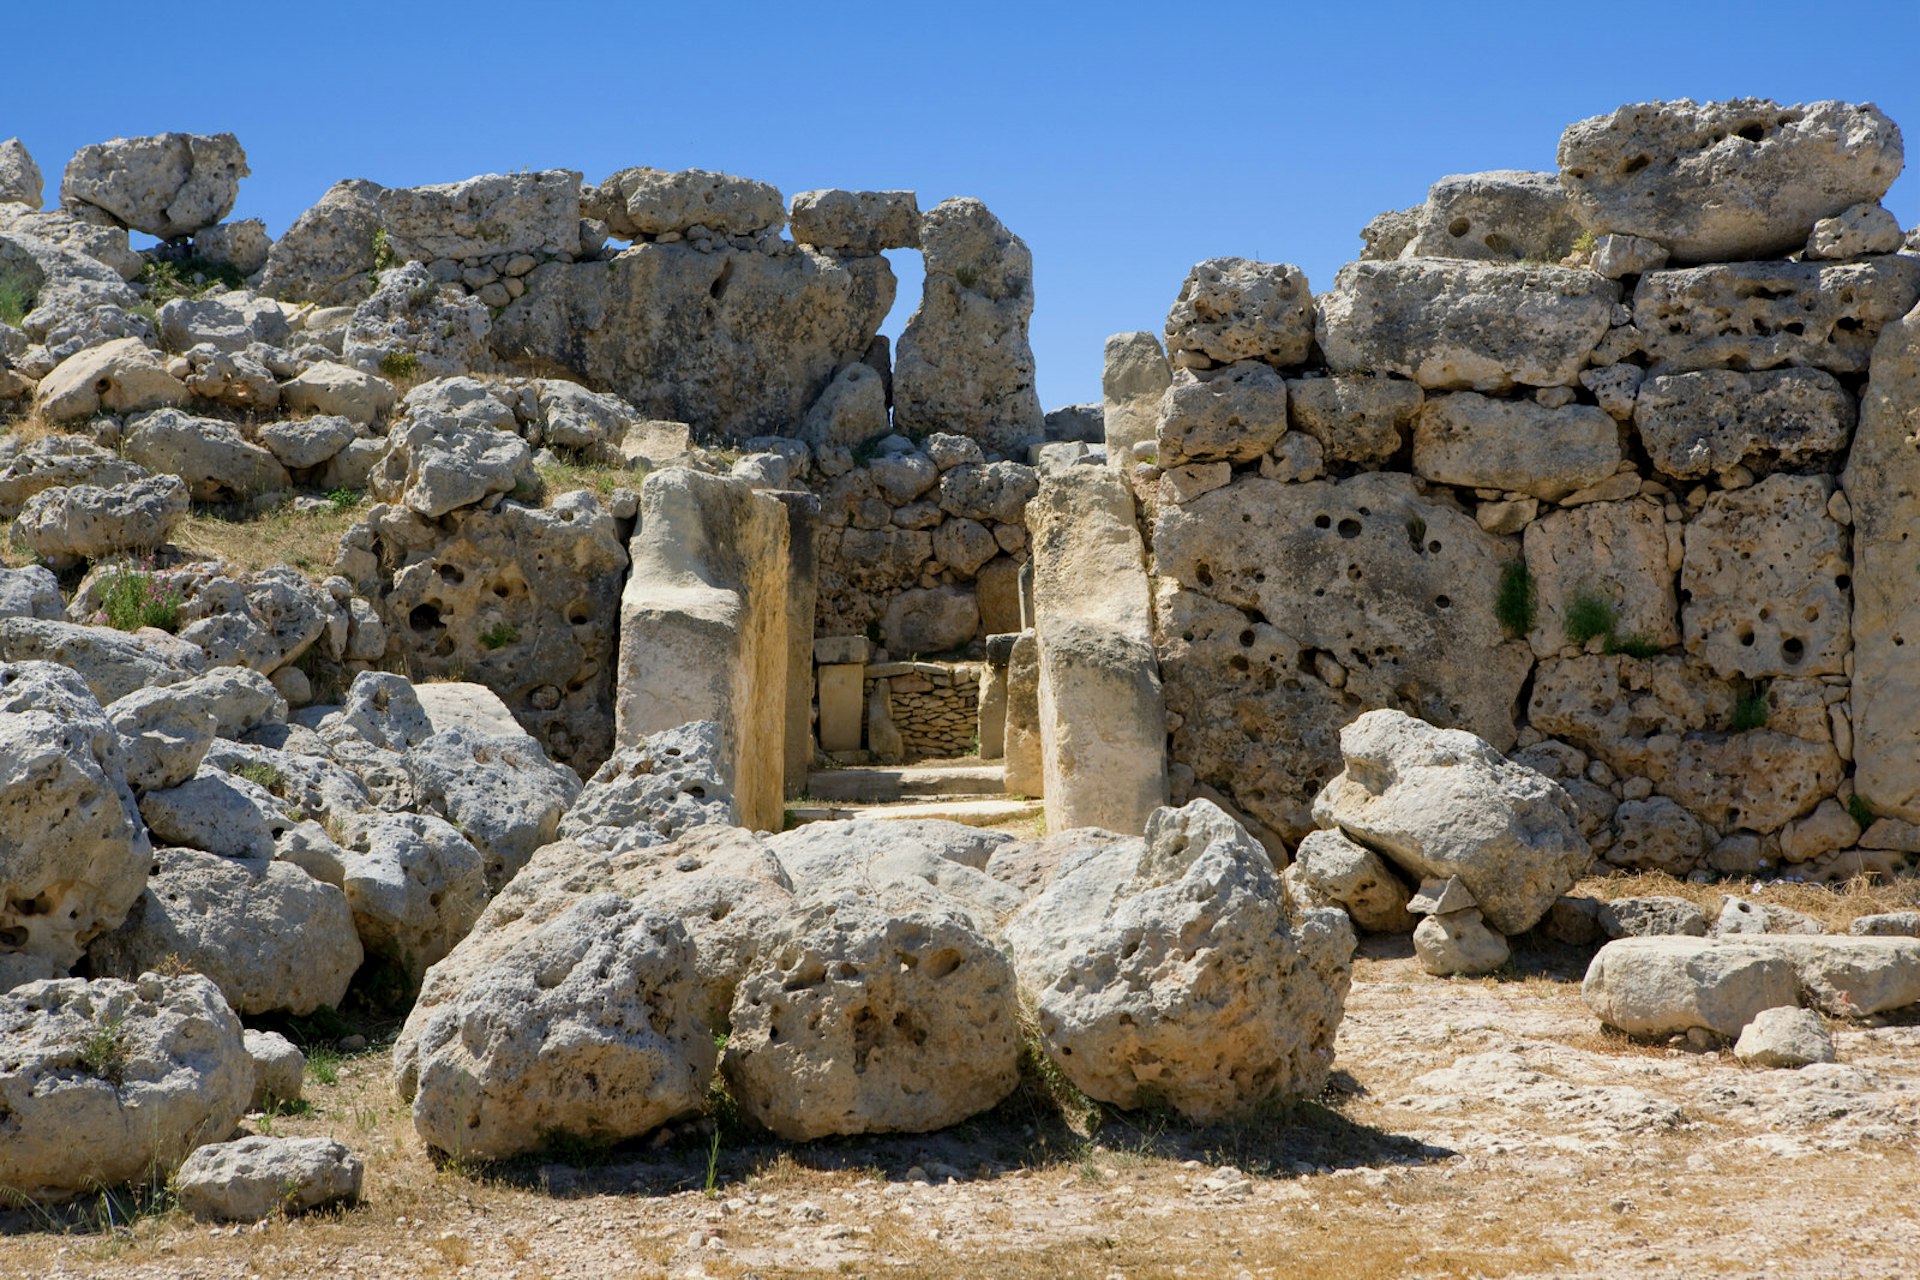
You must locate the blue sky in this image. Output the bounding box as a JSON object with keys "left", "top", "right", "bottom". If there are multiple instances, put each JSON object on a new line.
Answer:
{"left": 13, "top": 1, "right": 1920, "bottom": 408}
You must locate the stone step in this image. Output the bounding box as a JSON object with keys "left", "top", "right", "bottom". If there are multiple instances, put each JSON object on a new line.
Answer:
{"left": 787, "top": 796, "right": 1043, "bottom": 829}
{"left": 805, "top": 763, "right": 1006, "bottom": 803}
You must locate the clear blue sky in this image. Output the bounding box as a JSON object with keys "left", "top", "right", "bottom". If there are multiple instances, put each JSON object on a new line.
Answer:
{"left": 14, "top": 1, "right": 1920, "bottom": 408}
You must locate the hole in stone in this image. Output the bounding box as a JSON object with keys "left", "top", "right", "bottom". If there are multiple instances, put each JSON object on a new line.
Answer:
{"left": 1622, "top": 154, "right": 1651, "bottom": 175}
{"left": 1238, "top": 629, "right": 1255, "bottom": 648}
{"left": 1782, "top": 637, "right": 1805, "bottom": 664}
{"left": 1447, "top": 217, "right": 1471, "bottom": 238}
{"left": 408, "top": 604, "right": 443, "bottom": 633}
{"left": 1337, "top": 518, "right": 1362, "bottom": 539}
{"left": 1435, "top": 595, "right": 1452, "bottom": 609}
{"left": 1314, "top": 514, "right": 1331, "bottom": 529}
{"left": 1736, "top": 123, "right": 1765, "bottom": 142}
{"left": 438, "top": 565, "right": 464, "bottom": 585}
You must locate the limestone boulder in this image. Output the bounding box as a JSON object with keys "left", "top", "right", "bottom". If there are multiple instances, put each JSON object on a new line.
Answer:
{"left": 0, "top": 661, "right": 150, "bottom": 972}
{"left": 244, "top": 1030, "right": 304, "bottom": 1109}
{"left": 1758, "top": 936, "right": 1920, "bottom": 1017}
{"left": 1163, "top": 257, "right": 1314, "bottom": 370}
{"left": 0, "top": 616, "right": 204, "bottom": 704}
{"left": 1101, "top": 331, "right": 1171, "bottom": 466}
{"left": 257, "top": 179, "right": 385, "bottom": 306}
{"left": 1582, "top": 936, "right": 1801, "bottom": 1037}
{"left": 0, "top": 137, "right": 42, "bottom": 208}
{"left": 788, "top": 189, "right": 920, "bottom": 252}
{"left": 0, "top": 436, "right": 150, "bottom": 520}
{"left": 558, "top": 720, "right": 737, "bottom": 855}
{"left": 256, "top": 414, "right": 357, "bottom": 472}
{"left": 1681, "top": 474, "right": 1849, "bottom": 679}
{"left": 62, "top": 132, "right": 249, "bottom": 240}
{"left": 279, "top": 361, "right": 396, "bottom": 426}
{"left": 0, "top": 974, "right": 250, "bottom": 1201}
{"left": 1734, "top": 1006, "right": 1835, "bottom": 1068}
{"left": 585, "top": 167, "right": 782, "bottom": 239}
{"left": 172, "top": 666, "right": 287, "bottom": 739}
{"left": 1806, "top": 202, "right": 1903, "bottom": 259}
{"left": 1412, "top": 392, "right": 1621, "bottom": 500}
{"left": 191, "top": 218, "right": 271, "bottom": 276}
{"left": 1316, "top": 260, "right": 1617, "bottom": 391}
{"left": 492, "top": 241, "right": 892, "bottom": 443}
{"left": 1286, "top": 374, "right": 1421, "bottom": 465}
{"left": 893, "top": 198, "right": 1045, "bottom": 456}
{"left": 1285, "top": 827, "right": 1413, "bottom": 933}
{"left": 11, "top": 473, "right": 189, "bottom": 570}
{"left": 403, "top": 726, "right": 582, "bottom": 890}
{"left": 1007, "top": 800, "right": 1352, "bottom": 1121}
{"left": 345, "top": 263, "right": 491, "bottom": 379}
{"left": 1634, "top": 368, "right": 1854, "bottom": 481}
{"left": 1523, "top": 497, "right": 1678, "bottom": 659}
{"left": 369, "top": 411, "right": 532, "bottom": 519}
{"left": 768, "top": 819, "right": 1025, "bottom": 930}
{"left": 1312, "top": 710, "right": 1589, "bottom": 935}
{"left": 937, "top": 460, "right": 1038, "bottom": 524}
{"left": 1402, "top": 170, "right": 1584, "bottom": 263}
{"left": 378, "top": 170, "right": 581, "bottom": 261}
{"left": 339, "top": 812, "right": 488, "bottom": 986}
{"left": 1632, "top": 257, "right": 1920, "bottom": 375}
{"left": 155, "top": 292, "right": 288, "bottom": 354}
{"left": 139, "top": 766, "right": 289, "bottom": 861}
{"left": 1596, "top": 895, "right": 1708, "bottom": 939}
{"left": 107, "top": 684, "right": 216, "bottom": 792}
{"left": 176, "top": 1136, "right": 363, "bottom": 1221}
{"left": 86, "top": 846, "right": 360, "bottom": 1016}
{"left": 797, "top": 361, "right": 888, "bottom": 451}
{"left": 1412, "top": 908, "right": 1509, "bottom": 976}
{"left": 0, "top": 565, "right": 63, "bottom": 621}
{"left": 1663, "top": 729, "right": 1843, "bottom": 835}
{"left": 1156, "top": 361, "right": 1289, "bottom": 466}
{"left": 1557, "top": 99, "right": 1902, "bottom": 262}
{"left": 880, "top": 585, "right": 977, "bottom": 655}
{"left": 123, "top": 408, "right": 289, "bottom": 502}
{"left": 0, "top": 204, "right": 143, "bottom": 282}
{"left": 1604, "top": 797, "right": 1707, "bottom": 876}
{"left": 723, "top": 882, "right": 1019, "bottom": 1140}
{"left": 403, "top": 894, "right": 712, "bottom": 1159}
{"left": 35, "top": 336, "right": 187, "bottom": 421}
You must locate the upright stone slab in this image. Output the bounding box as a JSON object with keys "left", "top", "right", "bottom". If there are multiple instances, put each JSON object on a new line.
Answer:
{"left": 1102, "top": 331, "right": 1171, "bottom": 466}
{"left": 1003, "top": 631, "right": 1044, "bottom": 798}
{"left": 770, "top": 491, "right": 818, "bottom": 800}
{"left": 617, "top": 470, "right": 790, "bottom": 832}
{"left": 1028, "top": 468, "right": 1167, "bottom": 834}
{"left": 1848, "top": 301, "right": 1920, "bottom": 821}
{"left": 816, "top": 662, "right": 864, "bottom": 754}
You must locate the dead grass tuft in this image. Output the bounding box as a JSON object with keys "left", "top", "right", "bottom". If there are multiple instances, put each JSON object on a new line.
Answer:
{"left": 173, "top": 499, "right": 366, "bottom": 579}
{"left": 1574, "top": 868, "right": 1920, "bottom": 932}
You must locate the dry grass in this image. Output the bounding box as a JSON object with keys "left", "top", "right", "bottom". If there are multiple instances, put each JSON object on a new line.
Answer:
{"left": 534, "top": 453, "right": 639, "bottom": 503}
{"left": 173, "top": 498, "right": 367, "bottom": 579}
{"left": 1575, "top": 868, "right": 1920, "bottom": 931}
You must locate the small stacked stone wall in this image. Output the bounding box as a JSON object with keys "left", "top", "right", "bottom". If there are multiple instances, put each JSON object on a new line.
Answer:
{"left": 865, "top": 661, "right": 981, "bottom": 760}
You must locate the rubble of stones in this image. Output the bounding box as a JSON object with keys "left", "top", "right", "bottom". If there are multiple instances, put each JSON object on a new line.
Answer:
{"left": 3, "top": 98, "right": 1920, "bottom": 1224}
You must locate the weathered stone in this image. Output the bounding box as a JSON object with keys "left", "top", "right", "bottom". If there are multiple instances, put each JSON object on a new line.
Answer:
{"left": 369, "top": 409, "right": 531, "bottom": 519}
{"left": 1029, "top": 466, "right": 1166, "bottom": 835}
{"left": 1806, "top": 202, "right": 1903, "bottom": 260}
{"left": 1582, "top": 936, "right": 1801, "bottom": 1037}
{"left": 123, "top": 408, "right": 289, "bottom": 502}
{"left": 1413, "top": 392, "right": 1621, "bottom": 501}
{"left": 723, "top": 883, "right": 1018, "bottom": 1140}
{"left": 1523, "top": 497, "right": 1677, "bottom": 659}
{"left": 0, "top": 137, "right": 42, "bottom": 209}
{"left": 1156, "top": 361, "right": 1288, "bottom": 466}
{"left": 345, "top": 263, "right": 490, "bottom": 379}
{"left": 1850, "top": 912, "right": 1920, "bottom": 938}
{"left": 0, "top": 974, "right": 250, "bottom": 1201}
{"left": 788, "top": 189, "right": 919, "bottom": 252}
{"left": 0, "top": 662, "right": 149, "bottom": 972}
{"left": 0, "top": 565, "right": 62, "bottom": 622}
{"left": 585, "top": 167, "right": 782, "bottom": 239}
{"left": 280, "top": 361, "right": 395, "bottom": 426}
{"left": 1632, "top": 257, "right": 1920, "bottom": 375}
{"left": 1847, "top": 300, "right": 1920, "bottom": 821}
{"left": 1285, "top": 828, "right": 1412, "bottom": 933}
{"left": 1604, "top": 798, "right": 1707, "bottom": 876}
{"left": 404, "top": 726, "right": 581, "bottom": 890}
{"left": 11, "top": 473, "right": 188, "bottom": 570}
{"left": 893, "top": 198, "right": 1045, "bottom": 456}
{"left": 256, "top": 414, "right": 357, "bottom": 472}
{"left": 1164, "top": 258, "right": 1314, "bottom": 370}
{"left": 402, "top": 895, "right": 713, "bottom": 1159}
{"left": 155, "top": 292, "right": 287, "bottom": 355}
{"left": 1412, "top": 908, "right": 1509, "bottom": 976}
{"left": 191, "top": 218, "right": 270, "bottom": 276}
{"left": 1635, "top": 367, "right": 1855, "bottom": 482}
{"left": 176, "top": 1136, "right": 363, "bottom": 1221}
{"left": 1312, "top": 710, "right": 1589, "bottom": 935}
{"left": 881, "top": 585, "right": 977, "bottom": 656}
{"left": 493, "top": 242, "right": 892, "bottom": 443}
{"left": 1590, "top": 233, "right": 1670, "bottom": 279}
{"left": 558, "top": 720, "right": 736, "bottom": 855}
{"left": 1733, "top": 1006, "right": 1835, "bottom": 1068}
{"left": 107, "top": 683, "right": 216, "bottom": 792}
{"left": 1317, "top": 260, "right": 1617, "bottom": 390}
{"left": 378, "top": 170, "right": 581, "bottom": 262}
{"left": 34, "top": 336, "right": 186, "bottom": 420}
{"left": 1557, "top": 99, "right": 1902, "bottom": 262}
{"left": 616, "top": 470, "right": 788, "bottom": 831}
{"left": 1779, "top": 797, "right": 1862, "bottom": 864}
{"left": 1403, "top": 170, "right": 1583, "bottom": 263}
{"left": 340, "top": 812, "right": 487, "bottom": 986}
{"left": 87, "top": 846, "right": 360, "bottom": 1016}
{"left": 1681, "top": 474, "right": 1849, "bottom": 679}
{"left": 1286, "top": 374, "right": 1421, "bottom": 465}
{"left": 257, "top": 179, "right": 384, "bottom": 306}
{"left": 1714, "top": 896, "right": 1822, "bottom": 937}
{"left": 1101, "top": 331, "right": 1171, "bottom": 467}
{"left": 796, "top": 362, "right": 887, "bottom": 452}
{"left": 1006, "top": 800, "right": 1352, "bottom": 1121}
{"left": 1359, "top": 206, "right": 1420, "bottom": 260}
{"left": 0, "top": 437, "right": 150, "bottom": 521}
{"left": 62, "top": 132, "right": 249, "bottom": 240}
{"left": 244, "top": 1029, "right": 304, "bottom": 1109}
{"left": 1664, "top": 730, "right": 1844, "bottom": 834}
{"left": 0, "top": 616, "right": 203, "bottom": 705}
{"left": 1596, "top": 895, "right": 1708, "bottom": 939}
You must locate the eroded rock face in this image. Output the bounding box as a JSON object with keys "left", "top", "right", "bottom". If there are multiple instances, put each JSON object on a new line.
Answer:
{"left": 1286, "top": 374, "right": 1422, "bottom": 465}
{"left": 176, "top": 1136, "right": 363, "bottom": 1222}
{"left": 1163, "top": 258, "right": 1314, "bottom": 371}
{"left": 346, "top": 263, "right": 491, "bottom": 379}
{"left": 1156, "top": 362, "right": 1289, "bottom": 466}
{"left": 1317, "top": 260, "right": 1617, "bottom": 390}
{"left": 0, "top": 137, "right": 43, "bottom": 209}
{"left": 557, "top": 721, "right": 737, "bottom": 856}
{"left": 35, "top": 336, "right": 186, "bottom": 421}
{"left": 1102, "top": 331, "right": 1172, "bottom": 465}
{"left": 0, "top": 661, "right": 150, "bottom": 973}
{"left": 788, "top": 189, "right": 920, "bottom": 252}
{"left": 585, "top": 167, "right": 783, "bottom": 239}
{"left": 492, "top": 242, "right": 892, "bottom": 443}
{"left": 123, "top": 408, "right": 289, "bottom": 503}
{"left": 1412, "top": 392, "right": 1621, "bottom": 500}
{"left": 62, "top": 132, "right": 249, "bottom": 241}
{"left": 893, "top": 198, "right": 1045, "bottom": 456}
{"left": 339, "top": 812, "right": 489, "bottom": 987}
{"left": 1632, "top": 257, "right": 1920, "bottom": 375}
{"left": 11, "top": 473, "right": 189, "bottom": 570}
{"left": 0, "top": 974, "right": 250, "bottom": 1202}
{"left": 1524, "top": 497, "right": 1679, "bottom": 659}
{"left": 1312, "top": 710, "right": 1589, "bottom": 935}
{"left": 1402, "top": 170, "right": 1585, "bottom": 263}
{"left": 403, "top": 895, "right": 714, "bottom": 1160}
{"left": 378, "top": 170, "right": 581, "bottom": 262}
{"left": 1007, "top": 800, "right": 1352, "bottom": 1122}
{"left": 1681, "top": 474, "right": 1849, "bottom": 679}
{"left": 1284, "top": 827, "right": 1414, "bottom": 933}
{"left": 257, "top": 179, "right": 385, "bottom": 306}
{"left": 404, "top": 726, "right": 582, "bottom": 890}
{"left": 722, "top": 883, "right": 1019, "bottom": 1140}
{"left": 1634, "top": 368, "right": 1855, "bottom": 481}
{"left": 1557, "top": 99, "right": 1903, "bottom": 262}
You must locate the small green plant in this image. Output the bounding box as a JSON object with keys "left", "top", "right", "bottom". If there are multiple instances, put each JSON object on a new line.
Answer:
{"left": 1494, "top": 559, "right": 1536, "bottom": 639}
{"left": 307, "top": 1046, "right": 341, "bottom": 1086}
{"left": 1564, "top": 591, "right": 1618, "bottom": 647}
{"left": 1848, "top": 793, "right": 1876, "bottom": 829}
{"left": 326, "top": 487, "right": 362, "bottom": 513}
{"left": 0, "top": 267, "right": 37, "bottom": 327}
{"left": 1729, "top": 678, "right": 1771, "bottom": 732}
{"left": 233, "top": 760, "right": 286, "bottom": 794}
{"left": 952, "top": 264, "right": 981, "bottom": 289}
{"left": 94, "top": 566, "right": 183, "bottom": 633}
{"left": 703, "top": 1126, "right": 723, "bottom": 1197}
{"left": 78, "top": 1014, "right": 129, "bottom": 1085}
{"left": 1571, "top": 228, "right": 1599, "bottom": 256}
{"left": 369, "top": 227, "right": 396, "bottom": 274}
{"left": 377, "top": 350, "right": 421, "bottom": 380}
{"left": 138, "top": 256, "right": 247, "bottom": 304}
{"left": 478, "top": 622, "right": 519, "bottom": 650}
{"left": 1605, "top": 632, "right": 1664, "bottom": 659}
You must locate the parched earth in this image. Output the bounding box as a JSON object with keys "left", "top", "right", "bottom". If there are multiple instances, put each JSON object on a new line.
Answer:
{"left": 7, "top": 920, "right": 1917, "bottom": 1280}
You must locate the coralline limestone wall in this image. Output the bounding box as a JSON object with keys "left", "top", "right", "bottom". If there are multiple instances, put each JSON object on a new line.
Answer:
{"left": 1143, "top": 98, "right": 1920, "bottom": 884}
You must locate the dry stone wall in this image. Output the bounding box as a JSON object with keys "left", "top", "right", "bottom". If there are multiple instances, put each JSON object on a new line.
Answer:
{"left": 1144, "top": 97, "right": 1920, "bottom": 885}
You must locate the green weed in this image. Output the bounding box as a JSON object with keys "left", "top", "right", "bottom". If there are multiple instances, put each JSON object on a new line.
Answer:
{"left": 77, "top": 1015, "right": 129, "bottom": 1085}
{"left": 139, "top": 256, "right": 247, "bottom": 304}
{"left": 1564, "top": 591, "right": 1617, "bottom": 647}
{"left": 0, "top": 268, "right": 36, "bottom": 327}
{"left": 93, "top": 566, "right": 183, "bottom": 633}
{"left": 1605, "top": 632, "right": 1664, "bottom": 659}
{"left": 325, "top": 487, "right": 362, "bottom": 513}
{"left": 1729, "top": 679, "right": 1771, "bottom": 733}
{"left": 370, "top": 227, "right": 396, "bottom": 274}
{"left": 478, "top": 622, "right": 519, "bottom": 650}
{"left": 377, "top": 350, "right": 421, "bottom": 380}
{"left": 232, "top": 761, "right": 285, "bottom": 795}
{"left": 1848, "top": 793, "right": 1875, "bottom": 830}
{"left": 1494, "top": 559, "right": 1536, "bottom": 638}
